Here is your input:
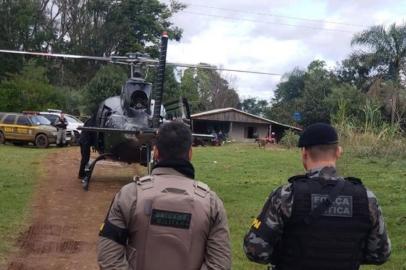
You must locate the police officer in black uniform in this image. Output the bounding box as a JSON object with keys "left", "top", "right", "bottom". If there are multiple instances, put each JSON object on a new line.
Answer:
{"left": 78, "top": 115, "right": 96, "bottom": 179}
{"left": 243, "top": 123, "right": 391, "bottom": 269}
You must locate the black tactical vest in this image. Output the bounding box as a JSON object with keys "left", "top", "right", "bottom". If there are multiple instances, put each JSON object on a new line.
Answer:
{"left": 274, "top": 176, "right": 372, "bottom": 270}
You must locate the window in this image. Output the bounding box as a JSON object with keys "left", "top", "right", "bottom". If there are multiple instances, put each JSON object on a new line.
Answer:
{"left": 17, "top": 116, "right": 31, "bottom": 126}
{"left": 0, "top": 113, "right": 4, "bottom": 121}
{"left": 30, "top": 115, "right": 50, "bottom": 125}
{"left": 65, "top": 115, "right": 83, "bottom": 124}
{"left": 3, "top": 115, "right": 16, "bottom": 124}
{"left": 41, "top": 114, "right": 58, "bottom": 123}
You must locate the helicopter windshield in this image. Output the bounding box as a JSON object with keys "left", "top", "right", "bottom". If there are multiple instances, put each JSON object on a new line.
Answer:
{"left": 121, "top": 80, "right": 152, "bottom": 115}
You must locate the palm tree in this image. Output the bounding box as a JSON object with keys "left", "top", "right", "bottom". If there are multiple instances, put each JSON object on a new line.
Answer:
{"left": 351, "top": 23, "right": 406, "bottom": 124}
{"left": 351, "top": 23, "right": 406, "bottom": 82}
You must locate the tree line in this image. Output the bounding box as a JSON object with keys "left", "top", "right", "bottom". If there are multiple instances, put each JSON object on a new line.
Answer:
{"left": 0, "top": 1, "right": 405, "bottom": 130}
{"left": 0, "top": 0, "right": 240, "bottom": 115}
{"left": 255, "top": 24, "right": 406, "bottom": 129}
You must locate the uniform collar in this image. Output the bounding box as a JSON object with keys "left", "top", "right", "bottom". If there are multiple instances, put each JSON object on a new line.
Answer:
{"left": 306, "top": 166, "right": 339, "bottom": 180}
{"left": 151, "top": 167, "right": 188, "bottom": 178}
{"left": 152, "top": 159, "right": 195, "bottom": 179}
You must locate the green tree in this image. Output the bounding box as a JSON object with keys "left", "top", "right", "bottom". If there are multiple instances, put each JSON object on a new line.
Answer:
{"left": 335, "top": 55, "right": 371, "bottom": 91}
{"left": 240, "top": 98, "right": 269, "bottom": 116}
{"left": 0, "top": 60, "right": 63, "bottom": 112}
{"left": 147, "top": 65, "right": 181, "bottom": 104}
{"left": 50, "top": 0, "right": 182, "bottom": 86}
{"left": 55, "top": 86, "right": 82, "bottom": 115}
{"left": 266, "top": 68, "right": 306, "bottom": 125}
{"left": 214, "top": 88, "right": 240, "bottom": 110}
{"left": 101, "top": 0, "right": 184, "bottom": 57}
{"left": 0, "top": 0, "right": 185, "bottom": 86}
{"left": 351, "top": 23, "right": 406, "bottom": 124}
{"left": 299, "top": 60, "right": 335, "bottom": 126}
{"left": 265, "top": 100, "right": 301, "bottom": 126}
{"left": 273, "top": 68, "right": 305, "bottom": 103}
{"left": 81, "top": 65, "right": 127, "bottom": 114}
{"left": 0, "top": 0, "right": 54, "bottom": 79}
{"left": 180, "top": 68, "right": 200, "bottom": 113}
{"left": 351, "top": 23, "right": 406, "bottom": 82}
{"left": 268, "top": 60, "right": 335, "bottom": 126}
{"left": 179, "top": 66, "right": 240, "bottom": 113}
{"left": 326, "top": 83, "right": 366, "bottom": 124}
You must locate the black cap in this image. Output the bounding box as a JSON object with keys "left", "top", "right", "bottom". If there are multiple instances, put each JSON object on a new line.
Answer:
{"left": 298, "top": 123, "right": 338, "bottom": 148}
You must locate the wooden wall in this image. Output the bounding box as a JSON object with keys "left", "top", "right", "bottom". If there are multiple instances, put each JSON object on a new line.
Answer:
{"left": 193, "top": 110, "right": 269, "bottom": 124}
{"left": 229, "top": 122, "right": 269, "bottom": 140}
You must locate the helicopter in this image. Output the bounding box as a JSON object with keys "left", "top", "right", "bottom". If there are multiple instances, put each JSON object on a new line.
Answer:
{"left": 0, "top": 32, "right": 279, "bottom": 191}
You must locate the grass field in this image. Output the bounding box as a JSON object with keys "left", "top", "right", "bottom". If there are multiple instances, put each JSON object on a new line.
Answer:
{"left": 193, "top": 144, "right": 406, "bottom": 270}
{"left": 0, "top": 145, "right": 50, "bottom": 264}
{"left": 0, "top": 143, "right": 404, "bottom": 269}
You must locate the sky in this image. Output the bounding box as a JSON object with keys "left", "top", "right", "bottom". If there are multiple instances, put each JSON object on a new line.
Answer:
{"left": 160, "top": 0, "right": 406, "bottom": 100}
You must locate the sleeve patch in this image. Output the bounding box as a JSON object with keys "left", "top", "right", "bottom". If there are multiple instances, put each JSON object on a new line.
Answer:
{"left": 251, "top": 218, "right": 262, "bottom": 230}
{"left": 99, "top": 220, "right": 128, "bottom": 246}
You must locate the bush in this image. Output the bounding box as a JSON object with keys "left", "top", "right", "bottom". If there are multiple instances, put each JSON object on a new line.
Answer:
{"left": 279, "top": 130, "right": 300, "bottom": 148}
{"left": 0, "top": 61, "right": 63, "bottom": 112}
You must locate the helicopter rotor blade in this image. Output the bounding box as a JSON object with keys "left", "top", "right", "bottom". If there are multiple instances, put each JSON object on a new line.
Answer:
{"left": 0, "top": 49, "right": 111, "bottom": 62}
{"left": 0, "top": 49, "right": 281, "bottom": 76}
{"left": 113, "top": 61, "right": 133, "bottom": 66}
{"left": 166, "top": 62, "right": 281, "bottom": 76}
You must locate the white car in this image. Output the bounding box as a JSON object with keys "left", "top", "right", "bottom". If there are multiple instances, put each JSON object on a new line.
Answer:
{"left": 39, "top": 110, "right": 84, "bottom": 144}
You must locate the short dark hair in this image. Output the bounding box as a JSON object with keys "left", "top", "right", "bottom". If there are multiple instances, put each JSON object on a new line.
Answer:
{"left": 305, "top": 144, "right": 339, "bottom": 161}
{"left": 156, "top": 122, "right": 192, "bottom": 160}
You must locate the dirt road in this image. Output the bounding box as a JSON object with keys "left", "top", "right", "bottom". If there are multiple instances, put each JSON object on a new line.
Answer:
{"left": 7, "top": 148, "right": 142, "bottom": 270}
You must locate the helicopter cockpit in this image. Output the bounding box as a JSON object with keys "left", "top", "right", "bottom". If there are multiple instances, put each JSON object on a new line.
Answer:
{"left": 121, "top": 79, "right": 152, "bottom": 117}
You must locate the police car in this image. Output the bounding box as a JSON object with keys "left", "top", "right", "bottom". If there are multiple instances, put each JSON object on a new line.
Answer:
{"left": 0, "top": 112, "right": 57, "bottom": 148}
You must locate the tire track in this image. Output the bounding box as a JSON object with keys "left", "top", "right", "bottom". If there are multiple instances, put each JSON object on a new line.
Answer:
{"left": 6, "top": 148, "right": 140, "bottom": 270}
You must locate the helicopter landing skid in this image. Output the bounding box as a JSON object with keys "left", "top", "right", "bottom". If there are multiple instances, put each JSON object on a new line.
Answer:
{"left": 82, "top": 153, "right": 114, "bottom": 191}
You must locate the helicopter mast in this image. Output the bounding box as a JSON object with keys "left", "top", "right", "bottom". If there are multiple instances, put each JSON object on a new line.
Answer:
{"left": 152, "top": 32, "right": 169, "bottom": 128}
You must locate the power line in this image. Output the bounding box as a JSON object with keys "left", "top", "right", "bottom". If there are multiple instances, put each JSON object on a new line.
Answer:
{"left": 182, "top": 11, "right": 356, "bottom": 34}
{"left": 184, "top": 3, "right": 366, "bottom": 28}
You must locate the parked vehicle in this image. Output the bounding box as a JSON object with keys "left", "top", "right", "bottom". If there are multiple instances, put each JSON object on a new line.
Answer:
{"left": 0, "top": 112, "right": 57, "bottom": 148}
{"left": 38, "top": 109, "right": 84, "bottom": 144}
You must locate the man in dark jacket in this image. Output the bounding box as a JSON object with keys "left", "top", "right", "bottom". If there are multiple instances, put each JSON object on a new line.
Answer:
{"left": 78, "top": 115, "right": 96, "bottom": 179}
{"left": 243, "top": 123, "right": 391, "bottom": 270}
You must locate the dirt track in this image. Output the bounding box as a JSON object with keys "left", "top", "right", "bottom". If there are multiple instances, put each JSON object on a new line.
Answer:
{"left": 7, "top": 148, "right": 142, "bottom": 270}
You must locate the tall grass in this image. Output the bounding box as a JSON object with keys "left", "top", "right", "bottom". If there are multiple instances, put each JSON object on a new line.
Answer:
{"left": 334, "top": 99, "right": 406, "bottom": 159}
{"left": 278, "top": 97, "right": 406, "bottom": 159}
